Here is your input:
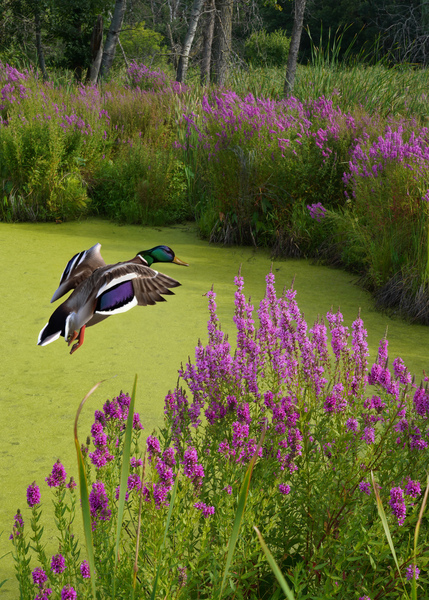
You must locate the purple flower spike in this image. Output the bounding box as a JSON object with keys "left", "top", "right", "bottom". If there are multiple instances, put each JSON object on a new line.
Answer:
{"left": 194, "top": 502, "right": 215, "bottom": 518}
{"left": 389, "top": 487, "right": 406, "bottom": 526}
{"left": 358, "top": 482, "right": 371, "bottom": 495}
{"left": 80, "top": 560, "right": 90, "bottom": 579}
{"left": 279, "top": 484, "right": 291, "bottom": 495}
{"left": 61, "top": 585, "right": 77, "bottom": 600}
{"left": 27, "top": 482, "right": 41, "bottom": 507}
{"left": 405, "top": 480, "right": 421, "bottom": 499}
{"left": 307, "top": 202, "right": 327, "bottom": 222}
{"left": 46, "top": 460, "right": 67, "bottom": 488}
{"left": 9, "top": 510, "right": 24, "bottom": 539}
{"left": 32, "top": 567, "right": 48, "bottom": 586}
{"left": 51, "top": 553, "right": 66, "bottom": 574}
{"left": 89, "top": 481, "right": 111, "bottom": 525}
{"left": 178, "top": 566, "right": 187, "bottom": 587}
{"left": 406, "top": 564, "right": 420, "bottom": 581}
{"left": 346, "top": 418, "right": 359, "bottom": 432}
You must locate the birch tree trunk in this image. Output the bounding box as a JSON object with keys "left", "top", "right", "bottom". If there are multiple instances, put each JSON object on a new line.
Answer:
{"left": 200, "top": 0, "right": 215, "bottom": 85}
{"left": 284, "top": 0, "right": 306, "bottom": 96}
{"left": 176, "top": 0, "right": 205, "bottom": 82}
{"left": 99, "top": 0, "right": 127, "bottom": 80}
{"left": 87, "top": 15, "right": 103, "bottom": 84}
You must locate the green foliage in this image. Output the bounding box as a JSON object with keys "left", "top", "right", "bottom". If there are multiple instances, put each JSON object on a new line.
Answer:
{"left": 90, "top": 144, "right": 190, "bottom": 226}
{"left": 244, "top": 29, "right": 291, "bottom": 67}
{"left": 119, "top": 22, "right": 167, "bottom": 68}
{"left": 9, "top": 275, "right": 429, "bottom": 598}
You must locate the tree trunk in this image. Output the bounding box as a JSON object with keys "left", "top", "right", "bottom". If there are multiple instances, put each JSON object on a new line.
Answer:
{"left": 34, "top": 4, "right": 48, "bottom": 81}
{"left": 176, "top": 0, "right": 205, "bottom": 83}
{"left": 284, "top": 0, "right": 306, "bottom": 96}
{"left": 87, "top": 15, "right": 103, "bottom": 84}
{"left": 167, "top": 23, "right": 181, "bottom": 70}
{"left": 212, "top": 0, "right": 233, "bottom": 85}
{"left": 200, "top": 0, "right": 215, "bottom": 85}
{"left": 99, "top": 0, "right": 127, "bottom": 80}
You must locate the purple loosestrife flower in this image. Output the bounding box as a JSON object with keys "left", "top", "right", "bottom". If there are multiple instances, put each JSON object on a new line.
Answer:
{"left": 89, "top": 447, "right": 114, "bottom": 469}
{"left": 89, "top": 481, "right": 111, "bottom": 525}
{"left": 133, "top": 412, "right": 143, "bottom": 429}
{"left": 32, "top": 567, "right": 48, "bottom": 586}
{"left": 146, "top": 435, "right": 161, "bottom": 461}
{"left": 27, "top": 482, "right": 41, "bottom": 507}
{"left": 361, "top": 427, "right": 375, "bottom": 444}
{"left": 405, "top": 480, "right": 421, "bottom": 498}
{"left": 406, "top": 564, "right": 420, "bottom": 581}
{"left": 51, "top": 553, "right": 66, "bottom": 574}
{"left": 279, "top": 484, "right": 291, "bottom": 495}
{"left": 130, "top": 457, "right": 143, "bottom": 469}
{"left": 413, "top": 387, "right": 429, "bottom": 416}
{"left": 127, "top": 473, "right": 142, "bottom": 492}
{"left": 80, "top": 560, "right": 90, "bottom": 578}
{"left": 10, "top": 510, "right": 24, "bottom": 539}
{"left": 346, "top": 418, "right": 359, "bottom": 432}
{"left": 389, "top": 487, "right": 406, "bottom": 525}
{"left": 162, "top": 447, "right": 176, "bottom": 466}
{"left": 359, "top": 482, "right": 371, "bottom": 495}
{"left": 46, "top": 460, "right": 67, "bottom": 487}
{"left": 35, "top": 590, "right": 52, "bottom": 600}
{"left": 61, "top": 586, "right": 77, "bottom": 600}
{"left": 177, "top": 566, "right": 187, "bottom": 587}
{"left": 393, "top": 357, "right": 412, "bottom": 384}
{"left": 153, "top": 483, "right": 170, "bottom": 508}
{"left": 307, "top": 202, "right": 327, "bottom": 222}
{"left": 194, "top": 502, "right": 215, "bottom": 517}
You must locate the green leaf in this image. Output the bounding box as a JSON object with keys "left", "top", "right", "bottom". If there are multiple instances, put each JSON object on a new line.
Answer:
{"left": 74, "top": 381, "right": 102, "bottom": 600}
{"left": 254, "top": 526, "right": 296, "bottom": 600}
{"left": 218, "top": 426, "right": 266, "bottom": 599}
{"left": 150, "top": 472, "right": 180, "bottom": 600}
{"left": 115, "top": 375, "right": 138, "bottom": 568}
{"left": 371, "top": 471, "right": 409, "bottom": 599}
{"left": 412, "top": 474, "right": 429, "bottom": 600}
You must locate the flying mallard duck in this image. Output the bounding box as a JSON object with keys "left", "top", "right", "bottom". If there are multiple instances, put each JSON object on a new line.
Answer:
{"left": 38, "top": 243, "right": 188, "bottom": 354}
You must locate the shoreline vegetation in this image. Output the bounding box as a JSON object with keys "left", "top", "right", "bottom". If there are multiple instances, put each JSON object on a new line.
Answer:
{"left": 9, "top": 272, "right": 429, "bottom": 599}
{"left": 1, "top": 59, "right": 429, "bottom": 326}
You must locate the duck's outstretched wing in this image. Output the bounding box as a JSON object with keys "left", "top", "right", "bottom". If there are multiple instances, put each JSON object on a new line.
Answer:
{"left": 51, "top": 243, "right": 106, "bottom": 303}
{"left": 93, "top": 263, "right": 181, "bottom": 315}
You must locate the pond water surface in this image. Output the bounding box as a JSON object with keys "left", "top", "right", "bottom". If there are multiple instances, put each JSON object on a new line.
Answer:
{"left": 1, "top": 218, "right": 428, "bottom": 597}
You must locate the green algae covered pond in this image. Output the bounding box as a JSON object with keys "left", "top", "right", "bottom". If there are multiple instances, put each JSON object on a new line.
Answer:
{"left": 1, "top": 218, "right": 428, "bottom": 597}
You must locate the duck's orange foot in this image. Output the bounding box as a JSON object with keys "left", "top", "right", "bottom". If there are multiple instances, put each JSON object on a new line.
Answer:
{"left": 69, "top": 325, "right": 86, "bottom": 355}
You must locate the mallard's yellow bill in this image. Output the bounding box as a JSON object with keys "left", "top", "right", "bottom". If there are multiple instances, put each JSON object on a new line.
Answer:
{"left": 173, "top": 256, "right": 189, "bottom": 266}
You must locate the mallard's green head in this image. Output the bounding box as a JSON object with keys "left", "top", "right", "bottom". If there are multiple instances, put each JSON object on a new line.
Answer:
{"left": 138, "top": 245, "right": 189, "bottom": 267}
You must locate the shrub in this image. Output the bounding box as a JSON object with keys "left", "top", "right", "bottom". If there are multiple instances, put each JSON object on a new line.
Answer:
{"left": 10, "top": 272, "right": 429, "bottom": 599}
{"left": 119, "top": 22, "right": 167, "bottom": 68}
{"left": 244, "top": 30, "right": 291, "bottom": 67}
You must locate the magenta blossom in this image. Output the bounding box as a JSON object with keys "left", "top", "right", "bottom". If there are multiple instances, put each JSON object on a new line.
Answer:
{"left": 27, "top": 482, "right": 41, "bottom": 507}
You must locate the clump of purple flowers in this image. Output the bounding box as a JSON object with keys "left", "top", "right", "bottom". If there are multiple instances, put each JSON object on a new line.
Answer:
{"left": 51, "top": 553, "right": 66, "bottom": 574}
{"left": 9, "top": 271, "right": 429, "bottom": 598}
{"left": 194, "top": 502, "right": 215, "bottom": 518}
{"left": 27, "top": 482, "right": 41, "bottom": 507}
{"left": 307, "top": 202, "right": 327, "bottom": 222}
{"left": 389, "top": 487, "right": 406, "bottom": 526}
{"left": 89, "top": 481, "right": 111, "bottom": 527}
{"left": 405, "top": 564, "right": 420, "bottom": 581}
{"left": 45, "top": 460, "right": 67, "bottom": 488}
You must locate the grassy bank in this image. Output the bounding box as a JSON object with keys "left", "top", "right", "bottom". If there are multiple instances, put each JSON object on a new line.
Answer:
{"left": 1, "top": 61, "right": 428, "bottom": 322}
